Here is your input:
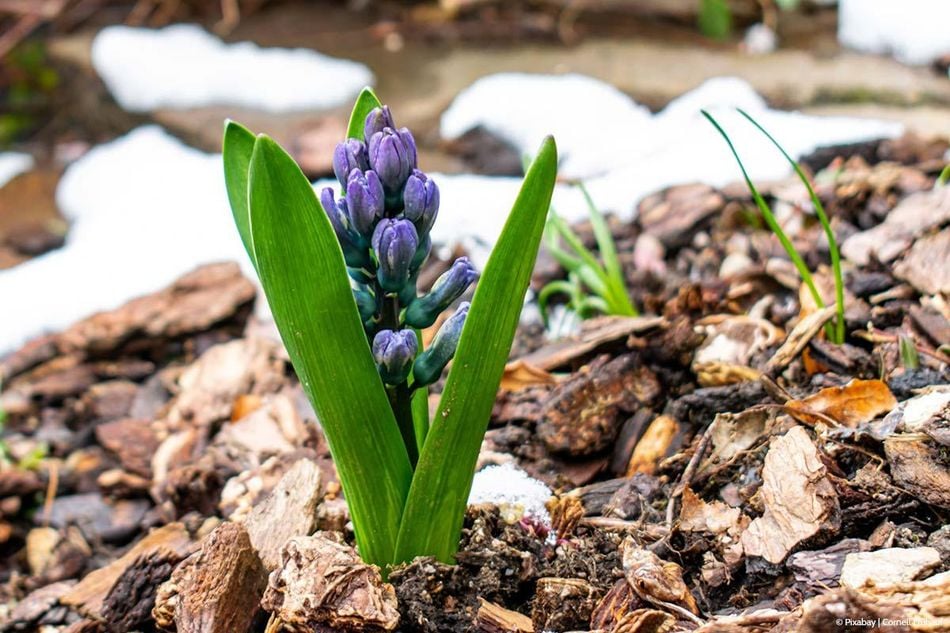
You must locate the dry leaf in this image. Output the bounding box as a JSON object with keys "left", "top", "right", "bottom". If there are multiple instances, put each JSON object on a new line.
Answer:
{"left": 741, "top": 426, "right": 840, "bottom": 564}
{"left": 500, "top": 360, "right": 557, "bottom": 391}
{"left": 692, "top": 315, "right": 782, "bottom": 387}
{"left": 623, "top": 541, "right": 700, "bottom": 617}
{"left": 786, "top": 379, "right": 898, "bottom": 428}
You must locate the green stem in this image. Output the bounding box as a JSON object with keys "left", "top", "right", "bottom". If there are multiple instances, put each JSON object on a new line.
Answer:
{"left": 388, "top": 383, "right": 418, "bottom": 467}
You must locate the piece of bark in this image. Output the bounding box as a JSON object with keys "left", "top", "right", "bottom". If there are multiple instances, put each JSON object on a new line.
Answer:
{"left": 519, "top": 315, "right": 665, "bottom": 371}
{"left": 261, "top": 532, "right": 399, "bottom": 632}
{"left": 62, "top": 523, "right": 194, "bottom": 625}
{"left": 153, "top": 522, "right": 267, "bottom": 633}
{"left": 244, "top": 459, "right": 324, "bottom": 571}
{"left": 787, "top": 539, "right": 872, "bottom": 588}
{"left": 82, "top": 380, "right": 139, "bottom": 423}
{"left": 162, "top": 336, "right": 285, "bottom": 432}
{"left": 475, "top": 599, "right": 533, "bottom": 633}
{"left": 531, "top": 578, "right": 597, "bottom": 632}
{"left": 58, "top": 262, "right": 255, "bottom": 356}
{"left": 764, "top": 306, "right": 837, "bottom": 374}
{"left": 539, "top": 354, "right": 656, "bottom": 457}
{"left": 625, "top": 414, "right": 679, "bottom": 476}
{"left": 1, "top": 580, "right": 76, "bottom": 632}
{"left": 884, "top": 437, "right": 950, "bottom": 509}
{"left": 638, "top": 183, "right": 725, "bottom": 249}
{"left": 741, "top": 426, "right": 841, "bottom": 564}
{"left": 94, "top": 418, "right": 159, "bottom": 477}
{"left": 213, "top": 393, "right": 310, "bottom": 468}
{"left": 894, "top": 228, "right": 950, "bottom": 295}
{"left": 840, "top": 547, "right": 941, "bottom": 589}
{"left": 42, "top": 493, "right": 150, "bottom": 543}
{"left": 622, "top": 542, "right": 700, "bottom": 618}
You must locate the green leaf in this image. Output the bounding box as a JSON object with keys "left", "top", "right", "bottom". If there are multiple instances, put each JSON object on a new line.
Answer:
{"left": 247, "top": 135, "right": 412, "bottom": 567}
{"left": 347, "top": 87, "right": 383, "bottom": 141}
{"left": 698, "top": 0, "right": 732, "bottom": 40}
{"left": 394, "top": 136, "right": 558, "bottom": 564}
{"left": 222, "top": 120, "right": 258, "bottom": 271}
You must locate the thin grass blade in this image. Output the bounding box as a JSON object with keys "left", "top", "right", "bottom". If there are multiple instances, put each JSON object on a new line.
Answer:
{"left": 737, "top": 108, "right": 845, "bottom": 343}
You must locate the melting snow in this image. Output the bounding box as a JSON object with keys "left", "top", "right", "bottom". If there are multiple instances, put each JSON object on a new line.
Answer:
{"left": 91, "top": 24, "right": 373, "bottom": 112}
{"left": 468, "top": 462, "right": 553, "bottom": 525}
{"left": 838, "top": 0, "right": 950, "bottom": 66}
{"left": 0, "top": 152, "right": 34, "bottom": 188}
{"left": 0, "top": 75, "right": 903, "bottom": 354}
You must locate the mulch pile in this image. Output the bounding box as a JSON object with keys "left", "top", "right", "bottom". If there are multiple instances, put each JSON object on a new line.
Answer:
{"left": 0, "top": 133, "right": 948, "bottom": 632}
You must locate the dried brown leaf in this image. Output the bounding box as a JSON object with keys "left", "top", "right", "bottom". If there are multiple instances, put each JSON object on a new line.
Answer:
{"left": 786, "top": 379, "right": 898, "bottom": 428}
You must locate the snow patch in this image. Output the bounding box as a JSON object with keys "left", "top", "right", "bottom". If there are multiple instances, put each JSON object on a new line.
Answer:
{"left": 91, "top": 24, "right": 373, "bottom": 112}
{"left": 0, "top": 126, "right": 251, "bottom": 354}
{"left": 838, "top": 0, "right": 950, "bottom": 65}
{"left": 468, "top": 462, "right": 553, "bottom": 525}
{"left": 0, "top": 152, "right": 34, "bottom": 188}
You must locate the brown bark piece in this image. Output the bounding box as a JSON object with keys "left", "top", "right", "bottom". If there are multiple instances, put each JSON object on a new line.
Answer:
{"left": 884, "top": 437, "right": 950, "bottom": 510}
{"left": 475, "top": 599, "right": 533, "bottom": 633}
{"left": 261, "top": 532, "right": 399, "bottom": 632}
{"left": 95, "top": 418, "right": 159, "bottom": 477}
{"left": 519, "top": 315, "right": 665, "bottom": 371}
{"left": 622, "top": 542, "right": 700, "bottom": 617}
{"left": 638, "top": 183, "right": 725, "bottom": 249}
{"left": 57, "top": 262, "right": 255, "bottom": 356}
{"left": 62, "top": 523, "right": 194, "bottom": 627}
{"left": 741, "top": 426, "right": 841, "bottom": 564}
{"left": 626, "top": 414, "right": 679, "bottom": 476}
{"left": 153, "top": 522, "right": 267, "bottom": 633}
{"left": 163, "top": 336, "right": 285, "bottom": 431}
{"left": 894, "top": 228, "right": 950, "bottom": 295}
{"left": 2, "top": 580, "right": 76, "bottom": 632}
{"left": 244, "top": 458, "right": 323, "bottom": 571}
{"left": 539, "top": 355, "right": 657, "bottom": 457}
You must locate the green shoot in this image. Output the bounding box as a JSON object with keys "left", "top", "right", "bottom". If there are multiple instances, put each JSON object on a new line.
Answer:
{"left": 899, "top": 336, "right": 920, "bottom": 370}
{"left": 702, "top": 109, "right": 846, "bottom": 344}
{"left": 540, "top": 184, "right": 638, "bottom": 325}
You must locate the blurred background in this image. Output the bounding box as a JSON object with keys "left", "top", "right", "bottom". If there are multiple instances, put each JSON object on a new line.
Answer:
{"left": 0, "top": 0, "right": 948, "bottom": 351}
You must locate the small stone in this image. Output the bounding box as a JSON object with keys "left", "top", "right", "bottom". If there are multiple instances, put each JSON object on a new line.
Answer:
{"left": 839, "top": 547, "right": 941, "bottom": 588}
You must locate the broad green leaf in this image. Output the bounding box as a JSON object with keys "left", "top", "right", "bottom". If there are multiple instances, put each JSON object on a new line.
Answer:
{"left": 222, "top": 120, "right": 257, "bottom": 271}
{"left": 394, "top": 136, "right": 558, "bottom": 564}
{"left": 346, "top": 87, "right": 383, "bottom": 141}
{"left": 247, "top": 135, "right": 412, "bottom": 567}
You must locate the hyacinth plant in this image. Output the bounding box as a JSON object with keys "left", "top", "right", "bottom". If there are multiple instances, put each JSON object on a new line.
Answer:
{"left": 223, "top": 88, "right": 557, "bottom": 570}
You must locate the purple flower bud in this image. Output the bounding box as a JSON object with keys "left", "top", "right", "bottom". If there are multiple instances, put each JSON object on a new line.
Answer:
{"left": 345, "top": 169, "right": 384, "bottom": 237}
{"left": 320, "top": 187, "right": 370, "bottom": 269}
{"left": 403, "top": 170, "right": 439, "bottom": 235}
{"left": 372, "top": 329, "right": 418, "bottom": 385}
{"left": 404, "top": 257, "right": 477, "bottom": 328}
{"left": 332, "top": 139, "right": 369, "bottom": 187}
{"left": 363, "top": 106, "right": 396, "bottom": 142}
{"left": 368, "top": 128, "right": 417, "bottom": 195}
{"left": 372, "top": 218, "right": 418, "bottom": 293}
{"left": 412, "top": 302, "right": 469, "bottom": 386}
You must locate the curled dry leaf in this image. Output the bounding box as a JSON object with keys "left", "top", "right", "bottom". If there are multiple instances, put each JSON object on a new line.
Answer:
{"left": 679, "top": 488, "right": 750, "bottom": 569}
{"left": 261, "top": 532, "right": 399, "bottom": 632}
{"left": 692, "top": 315, "right": 783, "bottom": 387}
{"left": 697, "top": 408, "right": 774, "bottom": 479}
{"left": 740, "top": 426, "right": 840, "bottom": 564}
{"left": 499, "top": 359, "right": 558, "bottom": 392}
{"left": 785, "top": 379, "right": 898, "bottom": 428}
{"left": 622, "top": 540, "right": 700, "bottom": 618}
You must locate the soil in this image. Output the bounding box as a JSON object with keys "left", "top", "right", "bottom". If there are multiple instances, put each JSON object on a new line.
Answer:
{"left": 1, "top": 130, "right": 949, "bottom": 632}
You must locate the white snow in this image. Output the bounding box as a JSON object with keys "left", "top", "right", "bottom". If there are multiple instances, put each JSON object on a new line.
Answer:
{"left": 0, "top": 74, "right": 904, "bottom": 355}
{"left": 0, "top": 126, "right": 251, "bottom": 354}
{"left": 838, "top": 0, "right": 950, "bottom": 65}
{"left": 0, "top": 152, "right": 34, "bottom": 188}
{"left": 441, "top": 74, "right": 901, "bottom": 229}
{"left": 91, "top": 24, "right": 373, "bottom": 113}
{"left": 467, "top": 462, "right": 553, "bottom": 525}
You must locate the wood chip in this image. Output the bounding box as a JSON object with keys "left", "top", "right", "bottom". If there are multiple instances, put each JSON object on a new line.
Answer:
{"left": 884, "top": 437, "right": 950, "bottom": 510}
{"left": 625, "top": 414, "right": 679, "bottom": 476}
{"left": 62, "top": 523, "right": 194, "bottom": 627}
{"left": 741, "top": 426, "right": 840, "bottom": 564}
{"left": 153, "top": 522, "right": 267, "bottom": 633}
{"left": 519, "top": 315, "right": 665, "bottom": 371}
{"left": 475, "top": 599, "right": 533, "bottom": 633}
{"left": 243, "top": 459, "right": 324, "bottom": 571}
{"left": 764, "top": 305, "right": 837, "bottom": 374}
{"left": 261, "top": 532, "right": 399, "bottom": 632}
{"left": 894, "top": 228, "right": 950, "bottom": 295}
